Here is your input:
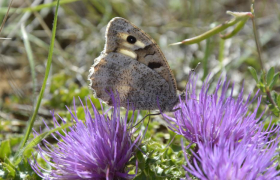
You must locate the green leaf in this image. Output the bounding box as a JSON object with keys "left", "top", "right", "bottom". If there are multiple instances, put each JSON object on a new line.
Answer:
{"left": 136, "top": 150, "right": 146, "bottom": 171}
{"left": 2, "top": 162, "right": 16, "bottom": 178}
{"left": 13, "top": 122, "right": 72, "bottom": 166}
{"left": 269, "top": 72, "right": 279, "bottom": 89}
{"left": 277, "top": 94, "right": 280, "bottom": 108}
{"left": 266, "top": 67, "right": 275, "bottom": 85}
{"left": 9, "top": 136, "right": 23, "bottom": 147}
{"left": 248, "top": 66, "right": 258, "bottom": 82}
{"left": 138, "top": 140, "right": 185, "bottom": 178}
{"left": 260, "top": 70, "right": 265, "bottom": 83}
{"left": 17, "top": 157, "right": 41, "bottom": 179}
{"left": 1, "top": 157, "right": 19, "bottom": 178}
{"left": 0, "top": 140, "right": 12, "bottom": 160}
{"left": 271, "top": 106, "right": 280, "bottom": 117}
{"left": 134, "top": 172, "right": 149, "bottom": 180}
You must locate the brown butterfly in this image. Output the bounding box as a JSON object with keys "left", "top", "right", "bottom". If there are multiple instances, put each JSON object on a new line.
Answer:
{"left": 89, "top": 17, "right": 183, "bottom": 111}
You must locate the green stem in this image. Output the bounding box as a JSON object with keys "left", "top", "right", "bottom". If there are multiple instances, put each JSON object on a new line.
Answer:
{"left": 251, "top": 1, "right": 264, "bottom": 70}
{"left": 171, "top": 11, "right": 252, "bottom": 45}
{"left": 14, "top": 0, "right": 60, "bottom": 160}
{"left": 266, "top": 88, "right": 278, "bottom": 108}
{"left": 220, "top": 17, "right": 249, "bottom": 39}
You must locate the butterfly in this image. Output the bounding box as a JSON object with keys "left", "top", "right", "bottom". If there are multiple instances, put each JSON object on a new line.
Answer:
{"left": 88, "top": 17, "right": 183, "bottom": 111}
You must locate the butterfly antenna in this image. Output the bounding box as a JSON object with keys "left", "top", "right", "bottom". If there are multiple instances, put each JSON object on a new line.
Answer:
{"left": 130, "top": 111, "right": 161, "bottom": 129}
{"left": 171, "top": 107, "right": 181, "bottom": 112}
{"left": 146, "top": 110, "right": 151, "bottom": 136}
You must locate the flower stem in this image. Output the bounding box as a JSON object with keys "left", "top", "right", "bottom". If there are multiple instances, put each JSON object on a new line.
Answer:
{"left": 251, "top": 0, "right": 264, "bottom": 70}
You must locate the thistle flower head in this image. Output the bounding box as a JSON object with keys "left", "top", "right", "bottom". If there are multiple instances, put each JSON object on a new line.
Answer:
{"left": 30, "top": 95, "right": 142, "bottom": 180}
{"left": 165, "top": 75, "right": 263, "bottom": 145}
{"left": 166, "top": 75, "right": 280, "bottom": 179}
{"left": 182, "top": 125, "right": 280, "bottom": 180}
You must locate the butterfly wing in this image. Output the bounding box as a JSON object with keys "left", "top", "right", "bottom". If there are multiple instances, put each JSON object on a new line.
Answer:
{"left": 89, "top": 17, "right": 178, "bottom": 111}
{"left": 90, "top": 53, "right": 178, "bottom": 111}
{"left": 104, "top": 17, "right": 177, "bottom": 93}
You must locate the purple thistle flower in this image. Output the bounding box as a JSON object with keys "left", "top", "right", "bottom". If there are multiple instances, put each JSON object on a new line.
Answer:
{"left": 165, "top": 75, "right": 264, "bottom": 145}
{"left": 30, "top": 95, "right": 142, "bottom": 180}
{"left": 182, "top": 125, "right": 280, "bottom": 180}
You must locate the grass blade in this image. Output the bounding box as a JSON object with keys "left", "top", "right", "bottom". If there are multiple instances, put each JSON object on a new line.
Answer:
{"left": 13, "top": 0, "right": 61, "bottom": 165}
{"left": 21, "top": 24, "right": 36, "bottom": 101}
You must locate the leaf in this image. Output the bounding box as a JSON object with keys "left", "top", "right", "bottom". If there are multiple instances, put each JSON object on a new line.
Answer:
{"left": 260, "top": 70, "right": 266, "bottom": 83}
{"left": 17, "top": 157, "right": 41, "bottom": 179}
{"left": 269, "top": 72, "right": 279, "bottom": 89}
{"left": 1, "top": 157, "right": 19, "bottom": 178}
{"left": 2, "top": 162, "right": 16, "bottom": 178}
{"left": 0, "top": 140, "right": 12, "bottom": 160}
{"left": 9, "top": 136, "right": 23, "bottom": 147}
{"left": 277, "top": 94, "right": 280, "bottom": 108}
{"left": 248, "top": 66, "right": 258, "bottom": 82}
{"left": 134, "top": 172, "right": 149, "bottom": 180}
{"left": 13, "top": 122, "right": 72, "bottom": 166}
{"left": 271, "top": 106, "right": 280, "bottom": 117}
{"left": 257, "top": 82, "right": 266, "bottom": 93}
{"left": 136, "top": 150, "right": 146, "bottom": 171}
{"left": 266, "top": 67, "right": 275, "bottom": 85}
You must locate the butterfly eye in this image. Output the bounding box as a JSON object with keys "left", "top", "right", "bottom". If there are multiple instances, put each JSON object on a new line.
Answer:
{"left": 127, "top": 35, "right": 137, "bottom": 44}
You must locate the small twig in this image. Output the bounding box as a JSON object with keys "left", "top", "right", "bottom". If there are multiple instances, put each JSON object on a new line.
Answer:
{"left": 131, "top": 112, "right": 161, "bottom": 129}
{"left": 170, "top": 11, "right": 252, "bottom": 45}
{"left": 266, "top": 90, "right": 277, "bottom": 107}
{"left": 0, "top": 0, "right": 14, "bottom": 34}
{"left": 251, "top": 0, "right": 264, "bottom": 70}
{"left": 265, "top": 88, "right": 280, "bottom": 115}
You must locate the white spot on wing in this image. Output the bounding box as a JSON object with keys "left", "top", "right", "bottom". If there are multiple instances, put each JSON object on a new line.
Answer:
{"left": 135, "top": 40, "right": 145, "bottom": 48}
{"left": 119, "top": 49, "right": 137, "bottom": 59}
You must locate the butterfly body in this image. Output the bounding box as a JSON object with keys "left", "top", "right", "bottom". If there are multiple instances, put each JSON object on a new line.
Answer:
{"left": 89, "top": 17, "right": 180, "bottom": 111}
